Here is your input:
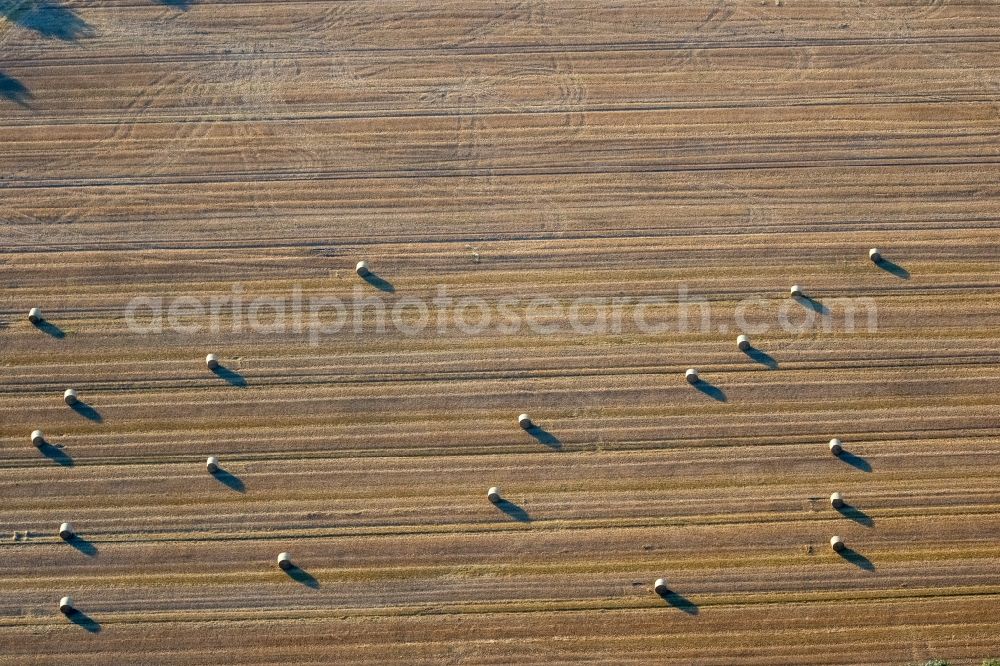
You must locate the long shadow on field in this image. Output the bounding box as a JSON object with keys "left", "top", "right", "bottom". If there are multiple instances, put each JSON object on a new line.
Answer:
{"left": 839, "top": 450, "right": 871, "bottom": 473}
{"left": 836, "top": 503, "right": 874, "bottom": 528}
{"left": 211, "top": 365, "right": 247, "bottom": 387}
{"left": 793, "top": 294, "right": 829, "bottom": 315}
{"left": 874, "top": 257, "right": 910, "bottom": 280}
{"left": 38, "top": 442, "right": 74, "bottom": 466}
{"left": 838, "top": 547, "right": 875, "bottom": 572}
{"left": 33, "top": 319, "right": 66, "bottom": 339}
{"left": 66, "top": 609, "right": 101, "bottom": 633}
{"left": 744, "top": 346, "right": 778, "bottom": 369}
{"left": 494, "top": 499, "right": 530, "bottom": 522}
{"left": 657, "top": 588, "right": 699, "bottom": 615}
{"left": 692, "top": 378, "right": 726, "bottom": 402}
{"left": 0, "top": 71, "right": 33, "bottom": 108}
{"left": 211, "top": 469, "right": 246, "bottom": 493}
{"left": 283, "top": 564, "right": 320, "bottom": 589}
{"left": 70, "top": 400, "right": 103, "bottom": 423}
{"left": 361, "top": 271, "right": 395, "bottom": 293}
{"left": 2, "top": 0, "right": 95, "bottom": 41}
{"left": 526, "top": 425, "right": 561, "bottom": 451}
{"left": 67, "top": 535, "right": 98, "bottom": 557}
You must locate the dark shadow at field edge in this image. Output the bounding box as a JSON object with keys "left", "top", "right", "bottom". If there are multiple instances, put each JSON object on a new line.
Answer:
{"left": 155, "top": 0, "right": 194, "bottom": 9}
{"left": 2, "top": 0, "right": 95, "bottom": 41}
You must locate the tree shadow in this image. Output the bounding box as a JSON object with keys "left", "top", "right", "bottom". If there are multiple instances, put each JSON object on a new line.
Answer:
{"left": 211, "top": 469, "right": 245, "bottom": 493}
{"left": 657, "top": 588, "right": 699, "bottom": 615}
{"left": 33, "top": 319, "right": 66, "bottom": 339}
{"left": 283, "top": 564, "right": 320, "bottom": 589}
{"left": 211, "top": 365, "right": 247, "bottom": 387}
{"left": 839, "top": 450, "right": 872, "bottom": 473}
{"left": 794, "top": 295, "right": 829, "bottom": 315}
{"left": 838, "top": 547, "right": 875, "bottom": 571}
{"left": 836, "top": 504, "right": 874, "bottom": 528}
{"left": 67, "top": 535, "right": 98, "bottom": 557}
{"left": 70, "top": 401, "right": 103, "bottom": 423}
{"left": 526, "top": 426, "right": 561, "bottom": 451}
{"left": 494, "top": 499, "right": 530, "bottom": 522}
{"left": 692, "top": 379, "right": 726, "bottom": 402}
{"left": 362, "top": 272, "right": 395, "bottom": 293}
{"left": 0, "top": 71, "right": 32, "bottom": 108}
{"left": 67, "top": 609, "right": 101, "bottom": 633}
{"left": 38, "top": 442, "right": 74, "bottom": 466}
{"left": 3, "top": 0, "right": 95, "bottom": 41}
{"left": 745, "top": 347, "right": 778, "bottom": 369}
{"left": 875, "top": 258, "right": 910, "bottom": 280}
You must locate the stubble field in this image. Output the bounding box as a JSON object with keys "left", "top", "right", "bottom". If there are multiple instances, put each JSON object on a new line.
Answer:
{"left": 1, "top": 1, "right": 999, "bottom": 664}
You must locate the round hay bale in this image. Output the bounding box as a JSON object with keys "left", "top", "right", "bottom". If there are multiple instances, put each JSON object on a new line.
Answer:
{"left": 63, "top": 389, "right": 78, "bottom": 406}
{"left": 59, "top": 522, "right": 75, "bottom": 540}
{"left": 830, "top": 535, "right": 845, "bottom": 552}
{"left": 869, "top": 248, "right": 881, "bottom": 262}
{"left": 28, "top": 307, "right": 42, "bottom": 324}
{"left": 59, "top": 596, "right": 74, "bottom": 614}
{"left": 31, "top": 430, "right": 45, "bottom": 447}
{"left": 653, "top": 578, "right": 668, "bottom": 595}
{"left": 206, "top": 456, "right": 220, "bottom": 473}
{"left": 685, "top": 368, "right": 699, "bottom": 384}
{"left": 737, "top": 334, "right": 751, "bottom": 352}
{"left": 790, "top": 284, "right": 803, "bottom": 298}
{"left": 829, "top": 438, "right": 843, "bottom": 456}
{"left": 518, "top": 413, "right": 533, "bottom": 429}
{"left": 487, "top": 486, "right": 501, "bottom": 503}
{"left": 356, "top": 261, "right": 370, "bottom": 277}
{"left": 205, "top": 354, "right": 220, "bottom": 370}
{"left": 277, "top": 552, "right": 293, "bottom": 570}
{"left": 830, "top": 492, "right": 845, "bottom": 509}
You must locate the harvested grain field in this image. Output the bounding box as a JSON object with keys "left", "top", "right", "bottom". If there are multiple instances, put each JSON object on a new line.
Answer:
{"left": 2, "top": 1, "right": 1000, "bottom": 664}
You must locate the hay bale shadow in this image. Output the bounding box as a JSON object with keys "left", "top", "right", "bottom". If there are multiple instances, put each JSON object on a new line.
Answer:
{"left": 283, "top": 564, "right": 320, "bottom": 589}
{"left": 211, "top": 365, "right": 247, "bottom": 387}
{"left": 66, "top": 609, "right": 101, "bottom": 633}
{"left": 657, "top": 588, "right": 699, "bottom": 615}
{"left": 875, "top": 258, "right": 910, "bottom": 279}
{"left": 362, "top": 272, "right": 395, "bottom": 293}
{"left": 526, "top": 426, "right": 561, "bottom": 450}
{"left": 38, "top": 442, "right": 74, "bottom": 466}
{"left": 495, "top": 499, "right": 530, "bottom": 522}
{"left": 70, "top": 401, "right": 102, "bottom": 423}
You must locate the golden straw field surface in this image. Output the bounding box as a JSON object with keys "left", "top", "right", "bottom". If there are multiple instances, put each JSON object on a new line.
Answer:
{"left": 1, "top": 1, "right": 999, "bottom": 664}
